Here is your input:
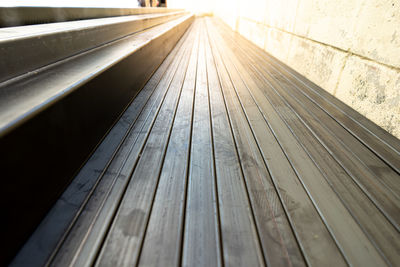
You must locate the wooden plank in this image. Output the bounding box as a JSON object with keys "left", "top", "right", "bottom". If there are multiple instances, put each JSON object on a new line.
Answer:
{"left": 204, "top": 21, "right": 265, "bottom": 267}
{"left": 0, "top": 6, "right": 185, "bottom": 27}
{"left": 50, "top": 23, "right": 196, "bottom": 267}
{"left": 211, "top": 19, "right": 400, "bottom": 172}
{"left": 270, "top": 63, "right": 400, "bottom": 172}
{"left": 213, "top": 23, "right": 388, "bottom": 266}
{"left": 1, "top": 16, "right": 194, "bottom": 265}
{"left": 137, "top": 20, "right": 200, "bottom": 267}
{"left": 261, "top": 76, "right": 400, "bottom": 265}
{"left": 94, "top": 21, "right": 196, "bottom": 267}
{"left": 11, "top": 21, "right": 188, "bottom": 266}
{"left": 205, "top": 18, "right": 305, "bottom": 267}
{"left": 214, "top": 23, "right": 400, "bottom": 264}
{"left": 209, "top": 20, "right": 388, "bottom": 266}
{"left": 224, "top": 34, "right": 400, "bottom": 264}
{"left": 256, "top": 60, "right": 400, "bottom": 224}
{"left": 181, "top": 19, "right": 222, "bottom": 267}
{"left": 261, "top": 68, "right": 400, "bottom": 223}
{"left": 239, "top": 43, "right": 400, "bottom": 204}
{"left": 216, "top": 25, "right": 400, "bottom": 230}
{"left": 0, "top": 11, "right": 186, "bottom": 83}
{"left": 206, "top": 18, "right": 346, "bottom": 267}
{"left": 266, "top": 64, "right": 400, "bottom": 175}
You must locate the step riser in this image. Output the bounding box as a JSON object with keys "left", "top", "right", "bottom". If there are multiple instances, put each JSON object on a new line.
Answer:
{"left": 0, "top": 15, "right": 193, "bottom": 265}
{"left": 0, "top": 11, "right": 187, "bottom": 83}
{"left": 0, "top": 7, "right": 184, "bottom": 27}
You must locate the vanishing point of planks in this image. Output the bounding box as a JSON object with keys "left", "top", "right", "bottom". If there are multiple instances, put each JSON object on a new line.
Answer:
{"left": 17, "top": 17, "right": 400, "bottom": 266}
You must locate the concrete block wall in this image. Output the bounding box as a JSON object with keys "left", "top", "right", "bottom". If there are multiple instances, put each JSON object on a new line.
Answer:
{"left": 213, "top": 0, "right": 400, "bottom": 138}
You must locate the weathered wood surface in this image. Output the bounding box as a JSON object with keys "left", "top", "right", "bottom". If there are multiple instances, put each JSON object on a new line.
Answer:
{"left": 16, "top": 17, "right": 400, "bottom": 266}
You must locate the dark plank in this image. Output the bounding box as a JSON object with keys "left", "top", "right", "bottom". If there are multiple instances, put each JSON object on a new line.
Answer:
{"left": 50, "top": 23, "right": 196, "bottom": 267}
{"left": 137, "top": 20, "right": 200, "bottom": 267}
{"left": 206, "top": 18, "right": 347, "bottom": 266}
{"left": 204, "top": 22, "right": 265, "bottom": 267}
{"left": 11, "top": 21, "right": 188, "bottom": 266}
{"left": 210, "top": 19, "right": 387, "bottom": 266}
{"left": 94, "top": 22, "right": 196, "bottom": 267}
{"left": 182, "top": 19, "right": 222, "bottom": 267}
{"left": 1, "top": 16, "right": 194, "bottom": 266}
{"left": 205, "top": 18, "right": 305, "bottom": 267}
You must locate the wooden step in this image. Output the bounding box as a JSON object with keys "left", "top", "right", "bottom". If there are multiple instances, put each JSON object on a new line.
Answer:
{"left": 8, "top": 16, "right": 400, "bottom": 267}
{"left": 0, "top": 6, "right": 184, "bottom": 27}
{"left": 0, "top": 10, "right": 186, "bottom": 83}
{"left": 0, "top": 13, "right": 193, "bottom": 265}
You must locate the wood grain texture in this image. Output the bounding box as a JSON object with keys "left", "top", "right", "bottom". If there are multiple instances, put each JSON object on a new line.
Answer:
{"left": 211, "top": 19, "right": 400, "bottom": 173}
{"left": 218, "top": 33, "right": 386, "bottom": 267}
{"left": 212, "top": 19, "right": 400, "bottom": 265}
{"left": 137, "top": 20, "right": 200, "bottom": 267}
{"left": 207, "top": 19, "right": 348, "bottom": 267}
{"left": 206, "top": 18, "right": 305, "bottom": 267}
{"left": 48, "top": 23, "right": 196, "bottom": 267}
{"left": 181, "top": 19, "right": 222, "bottom": 267}
{"left": 205, "top": 24, "right": 265, "bottom": 267}
{"left": 210, "top": 18, "right": 391, "bottom": 266}
{"left": 94, "top": 23, "right": 196, "bottom": 267}
{"left": 14, "top": 17, "right": 399, "bottom": 267}
{"left": 13, "top": 26, "right": 187, "bottom": 266}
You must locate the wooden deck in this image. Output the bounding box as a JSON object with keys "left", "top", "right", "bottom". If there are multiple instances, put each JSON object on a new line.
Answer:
{"left": 13, "top": 17, "right": 400, "bottom": 266}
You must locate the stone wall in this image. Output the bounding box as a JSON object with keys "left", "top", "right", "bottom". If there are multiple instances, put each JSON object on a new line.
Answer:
{"left": 213, "top": 0, "right": 400, "bottom": 139}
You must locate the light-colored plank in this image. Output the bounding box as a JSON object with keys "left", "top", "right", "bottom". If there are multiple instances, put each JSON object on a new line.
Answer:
{"left": 242, "top": 44, "right": 400, "bottom": 223}
{"left": 261, "top": 65, "right": 400, "bottom": 224}
{"left": 182, "top": 19, "right": 222, "bottom": 267}
{"left": 264, "top": 79, "right": 400, "bottom": 265}
{"left": 205, "top": 18, "right": 305, "bottom": 267}
{"left": 269, "top": 56, "right": 400, "bottom": 173}
{"left": 211, "top": 21, "right": 387, "bottom": 266}
{"left": 207, "top": 18, "right": 346, "bottom": 267}
{"left": 212, "top": 19, "right": 400, "bottom": 172}
{"left": 216, "top": 23, "right": 400, "bottom": 264}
